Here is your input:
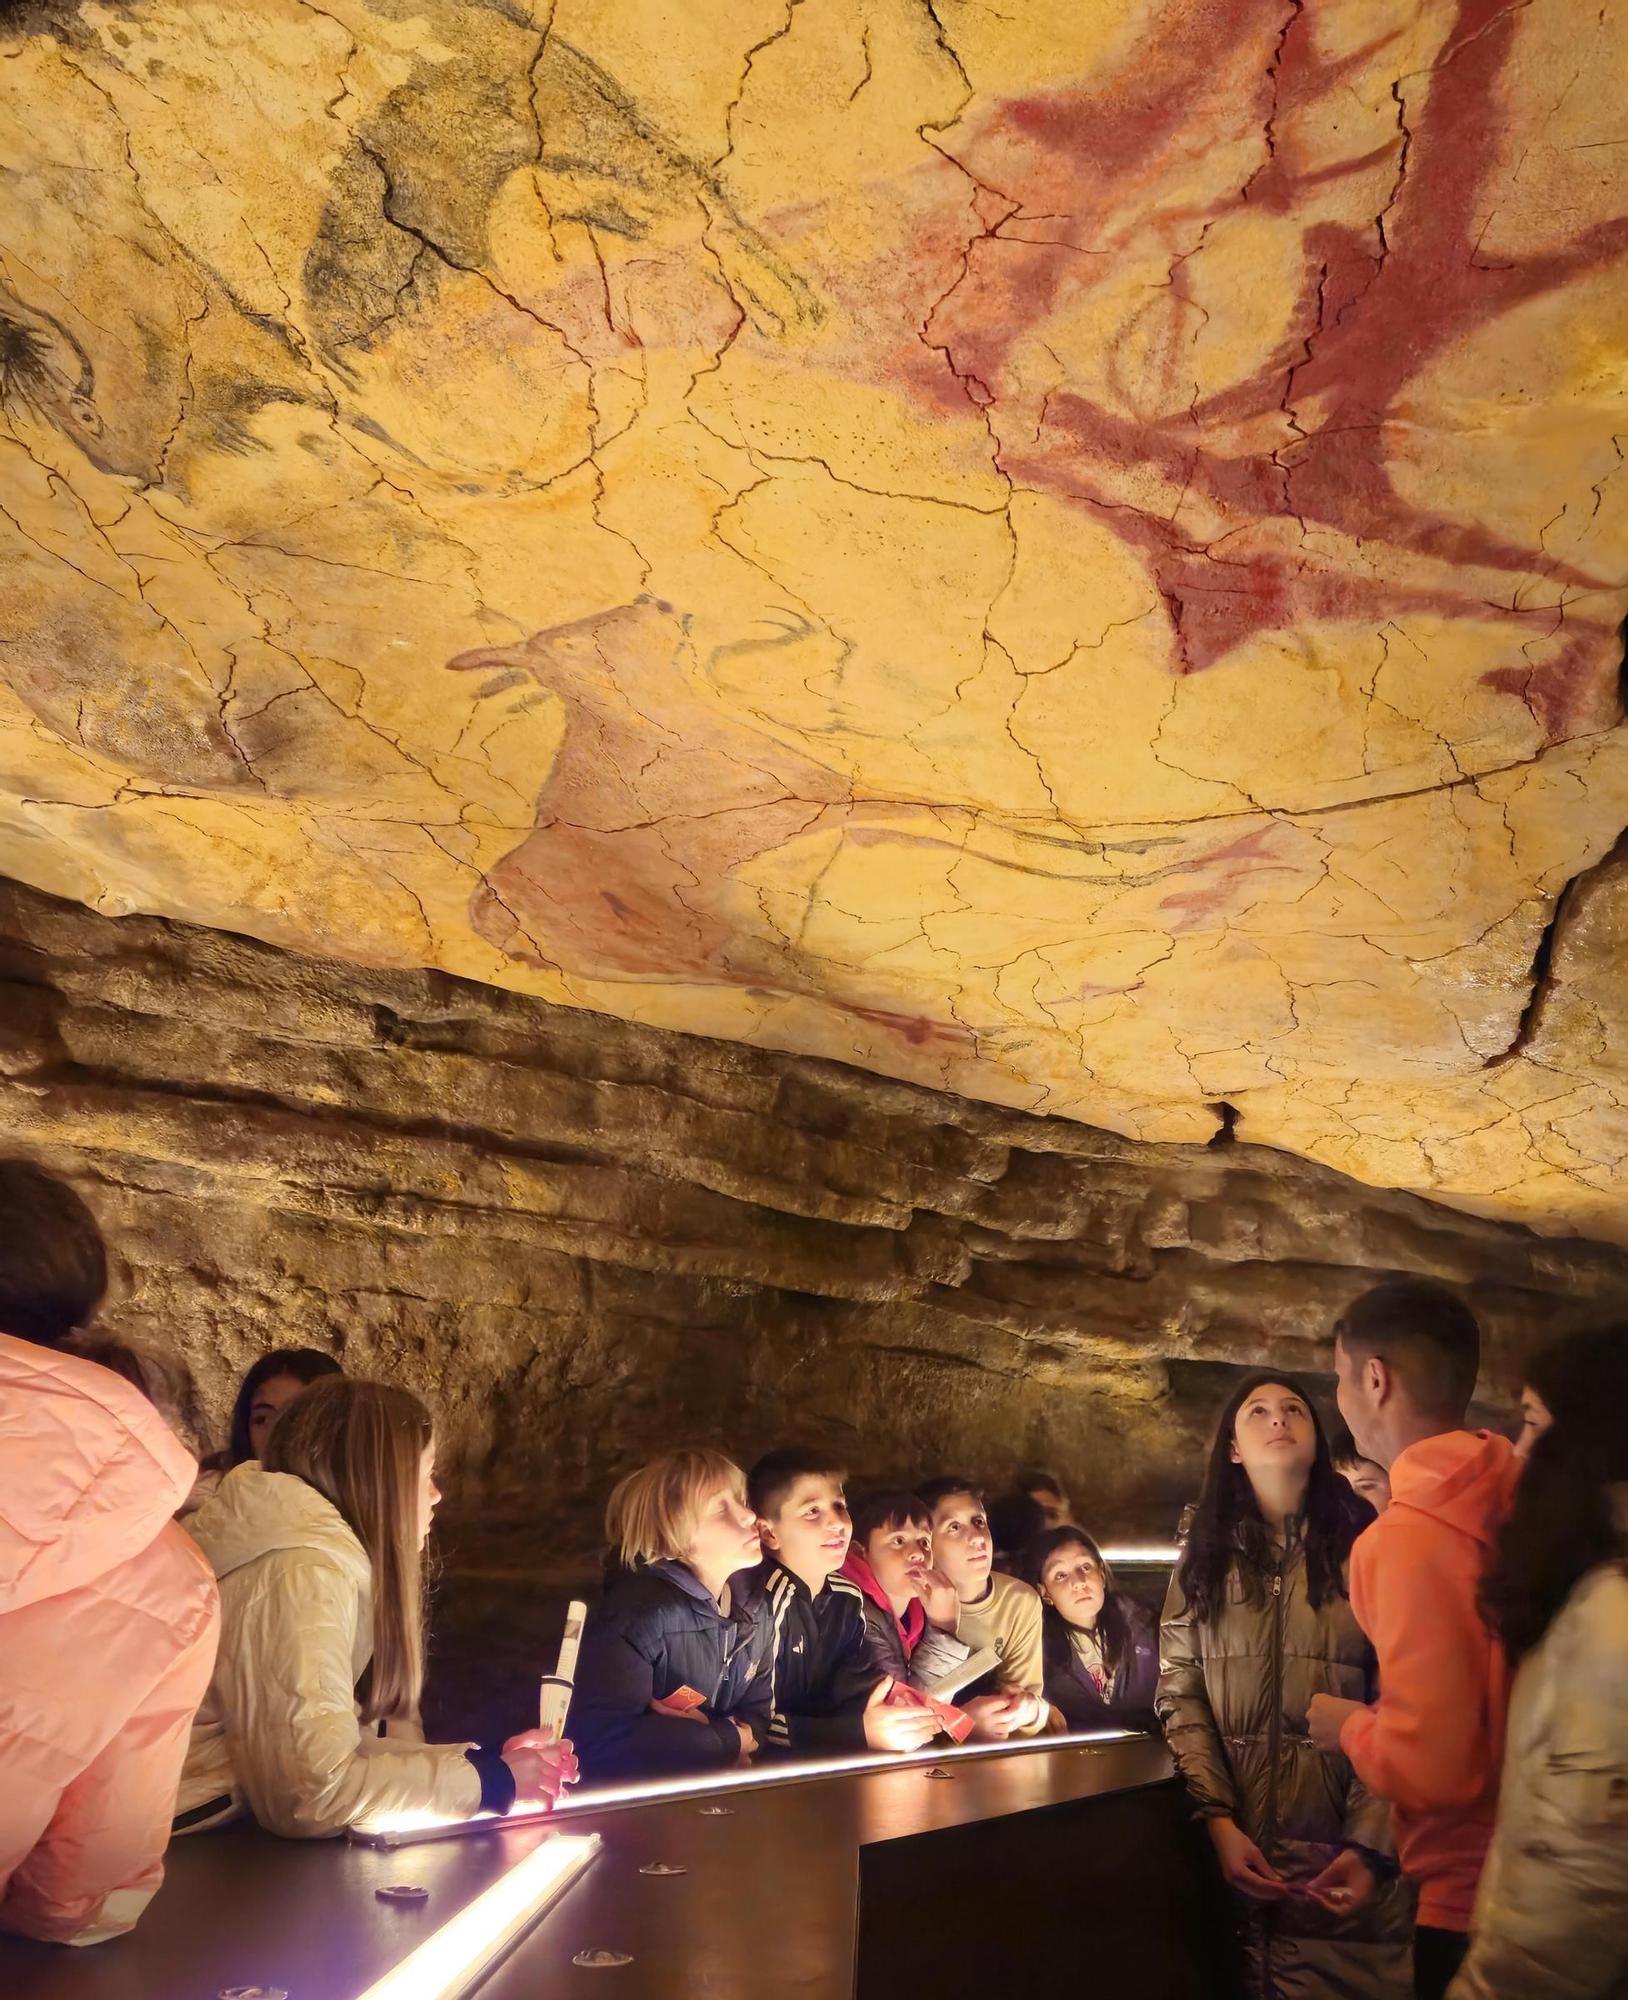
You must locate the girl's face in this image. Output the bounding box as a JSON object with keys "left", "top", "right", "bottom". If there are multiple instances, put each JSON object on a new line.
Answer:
{"left": 248, "top": 1372, "right": 312, "bottom": 1460}
{"left": 417, "top": 1444, "right": 442, "bottom": 1549}
{"left": 1515, "top": 1385, "right": 1553, "bottom": 1461}
{"left": 686, "top": 1481, "right": 762, "bottom": 1586}
{"left": 1040, "top": 1540, "right": 1107, "bottom": 1630}
{"left": 1230, "top": 1382, "right": 1317, "bottom": 1482}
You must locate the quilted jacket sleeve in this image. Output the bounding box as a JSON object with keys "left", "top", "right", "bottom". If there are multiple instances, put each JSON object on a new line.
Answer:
{"left": 218, "top": 1552, "right": 479, "bottom": 1837}
{"left": 571, "top": 1599, "right": 745, "bottom": 1780}
{"left": 1156, "top": 1571, "right": 1236, "bottom": 1820}
{"left": 1448, "top": 1572, "right": 1628, "bottom": 2000}
{"left": 0, "top": 1526, "right": 218, "bottom": 1946}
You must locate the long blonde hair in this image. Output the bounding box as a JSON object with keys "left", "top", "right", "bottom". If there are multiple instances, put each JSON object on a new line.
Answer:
{"left": 606, "top": 1449, "right": 747, "bottom": 1568}
{"left": 264, "top": 1377, "right": 432, "bottom": 1723}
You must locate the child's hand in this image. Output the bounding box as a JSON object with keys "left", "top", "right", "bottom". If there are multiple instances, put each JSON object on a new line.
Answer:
{"left": 961, "top": 1692, "right": 1025, "bottom": 1742}
{"left": 1304, "top": 1848, "right": 1376, "bottom": 1916}
{"left": 1206, "top": 1816, "right": 1288, "bottom": 1901}
{"left": 731, "top": 1720, "right": 759, "bottom": 1760}
{"left": 909, "top": 1564, "right": 962, "bottom": 1631}
{"left": 995, "top": 1686, "right": 1044, "bottom": 1733}
{"left": 500, "top": 1731, "right": 579, "bottom": 1809}
{"left": 1307, "top": 1693, "right": 1364, "bottom": 1753}
{"left": 863, "top": 1678, "right": 941, "bottom": 1753}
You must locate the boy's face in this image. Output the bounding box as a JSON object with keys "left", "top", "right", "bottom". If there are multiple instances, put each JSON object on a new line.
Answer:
{"left": 1339, "top": 1458, "right": 1391, "bottom": 1513}
{"left": 758, "top": 1473, "right": 851, "bottom": 1584}
{"left": 929, "top": 1490, "right": 993, "bottom": 1598}
{"left": 865, "top": 1517, "right": 933, "bottom": 1610}
{"left": 1028, "top": 1483, "right": 1071, "bottom": 1529}
{"left": 686, "top": 1480, "right": 763, "bottom": 1584}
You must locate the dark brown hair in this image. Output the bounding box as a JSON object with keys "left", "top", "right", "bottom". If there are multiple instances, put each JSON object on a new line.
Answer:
{"left": 0, "top": 1158, "right": 108, "bottom": 1348}
{"left": 851, "top": 1489, "right": 931, "bottom": 1543}
{"left": 1176, "top": 1371, "right": 1368, "bottom": 1624}
{"left": 224, "top": 1347, "right": 343, "bottom": 1466}
{"left": 747, "top": 1446, "right": 846, "bottom": 1522}
{"left": 1482, "top": 1326, "right": 1628, "bottom": 1662}
{"left": 1334, "top": 1278, "right": 1481, "bottom": 1421}
{"left": 1025, "top": 1526, "right": 1137, "bottom": 1682}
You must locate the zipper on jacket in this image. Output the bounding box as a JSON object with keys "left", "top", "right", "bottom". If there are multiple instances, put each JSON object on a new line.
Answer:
{"left": 1261, "top": 1562, "right": 1285, "bottom": 2000}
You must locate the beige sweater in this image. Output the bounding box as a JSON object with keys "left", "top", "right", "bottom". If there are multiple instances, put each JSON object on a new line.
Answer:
{"left": 956, "top": 1571, "right": 1047, "bottom": 1734}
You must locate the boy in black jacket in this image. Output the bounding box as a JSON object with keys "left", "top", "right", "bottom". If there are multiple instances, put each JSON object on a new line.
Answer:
{"left": 749, "top": 1450, "right": 940, "bottom": 1758}
{"left": 572, "top": 1450, "right": 775, "bottom": 1783}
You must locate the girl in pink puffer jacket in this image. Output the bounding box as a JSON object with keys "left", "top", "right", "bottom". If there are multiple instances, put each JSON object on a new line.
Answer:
{"left": 0, "top": 1162, "right": 219, "bottom": 1946}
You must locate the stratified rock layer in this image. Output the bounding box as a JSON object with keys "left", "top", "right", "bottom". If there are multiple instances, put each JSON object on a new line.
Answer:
{"left": 2, "top": 0, "right": 1627, "bottom": 1237}
{"left": 5, "top": 873, "right": 1626, "bottom": 1543}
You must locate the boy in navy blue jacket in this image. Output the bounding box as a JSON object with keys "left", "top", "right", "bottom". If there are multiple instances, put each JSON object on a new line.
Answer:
{"left": 572, "top": 1450, "right": 775, "bottom": 1783}
{"left": 748, "top": 1449, "right": 941, "bottom": 1759}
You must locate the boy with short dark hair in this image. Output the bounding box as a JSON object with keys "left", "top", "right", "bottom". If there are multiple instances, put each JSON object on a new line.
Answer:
{"left": 919, "top": 1475, "right": 1048, "bottom": 1736}
{"left": 748, "top": 1451, "right": 939, "bottom": 1757}
{"left": 1309, "top": 1279, "right": 1519, "bottom": 2000}
{"left": 1329, "top": 1424, "right": 1392, "bottom": 1514}
{"left": 1016, "top": 1467, "right": 1073, "bottom": 1529}
{"left": 841, "top": 1489, "right": 972, "bottom": 1692}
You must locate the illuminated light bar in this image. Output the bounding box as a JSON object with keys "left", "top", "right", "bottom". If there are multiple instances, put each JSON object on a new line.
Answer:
{"left": 1099, "top": 1543, "right": 1181, "bottom": 1564}
{"left": 351, "top": 1727, "right": 1141, "bottom": 1846}
{"left": 351, "top": 1832, "right": 600, "bottom": 2000}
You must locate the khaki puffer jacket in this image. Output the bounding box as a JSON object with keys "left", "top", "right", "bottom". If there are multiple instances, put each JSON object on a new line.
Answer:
{"left": 1449, "top": 1559, "right": 1628, "bottom": 2000}
{"left": 1158, "top": 1535, "right": 1413, "bottom": 2000}
{"left": 177, "top": 1465, "right": 480, "bottom": 1837}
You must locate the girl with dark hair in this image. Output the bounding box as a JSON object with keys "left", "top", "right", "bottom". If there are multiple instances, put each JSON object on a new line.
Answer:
{"left": 184, "top": 1347, "right": 345, "bottom": 1516}
{"left": 1157, "top": 1371, "right": 1411, "bottom": 1999}
{"left": 1449, "top": 1327, "right": 1628, "bottom": 2000}
{"left": 1026, "top": 1527, "right": 1158, "bottom": 1733}
{"left": 177, "top": 1377, "right": 574, "bottom": 1836}
{"left": 221, "top": 1347, "right": 345, "bottom": 1469}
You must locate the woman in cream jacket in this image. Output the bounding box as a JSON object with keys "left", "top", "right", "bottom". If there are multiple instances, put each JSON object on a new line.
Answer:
{"left": 177, "top": 1377, "right": 573, "bottom": 1838}
{"left": 1449, "top": 1329, "right": 1628, "bottom": 2000}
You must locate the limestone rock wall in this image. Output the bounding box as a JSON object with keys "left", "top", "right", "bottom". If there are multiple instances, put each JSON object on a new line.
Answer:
{"left": 5, "top": 872, "right": 1626, "bottom": 1541}
{"left": 3, "top": 0, "right": 1627, "bottom": 1244}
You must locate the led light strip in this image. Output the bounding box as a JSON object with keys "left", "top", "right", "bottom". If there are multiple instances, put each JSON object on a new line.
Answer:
{"left": 351, "top": 1832, "right": 600, "bottom": 2000}
{"left": 1100, "top": 1544, "right": 1181, "bottom": 1564}
{"left": 352, "top": 1726, "right": 1142, "bottom": 1845}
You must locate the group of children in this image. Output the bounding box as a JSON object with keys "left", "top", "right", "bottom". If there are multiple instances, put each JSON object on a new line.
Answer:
{"left": 567, "top": 1452, "right": 1139, "bottom": 1781}
{"left": 1, "top": 1158, "right": 1625, "bottom": 2000}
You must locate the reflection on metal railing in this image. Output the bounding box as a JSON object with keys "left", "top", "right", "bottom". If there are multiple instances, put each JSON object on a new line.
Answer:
{"left": 349, "top": 1726, "right": 1145, "bottom": 1846}
{"left": 350, "top": 1832, "right": 601, "bottom": 2000}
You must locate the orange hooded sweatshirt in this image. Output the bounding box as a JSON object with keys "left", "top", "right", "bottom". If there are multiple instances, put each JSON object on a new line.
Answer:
{"left": 1339, "top": 1429, "right": 1517, "bottom": 1932}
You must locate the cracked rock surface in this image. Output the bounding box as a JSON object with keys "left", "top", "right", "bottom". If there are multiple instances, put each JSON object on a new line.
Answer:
{"left": 2, "top": 0, "right": 1627, "bottom": 1239}
{"left": 6, "top": 871, "right": 1628, "bottom": 1547}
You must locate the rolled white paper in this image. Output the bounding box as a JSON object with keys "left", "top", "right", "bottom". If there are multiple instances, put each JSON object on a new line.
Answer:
{"left": 538, "top": 1599, "right": 586, "bottom": 1743}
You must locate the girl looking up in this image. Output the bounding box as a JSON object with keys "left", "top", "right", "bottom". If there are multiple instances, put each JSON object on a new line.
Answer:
{"left": 1158, "top": 1371, "right": 1411, "bottom": 1998}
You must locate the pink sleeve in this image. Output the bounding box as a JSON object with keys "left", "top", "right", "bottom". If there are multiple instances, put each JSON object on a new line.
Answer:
{"left": 0, "top": 1570, "right": 217, "bottom": 1945}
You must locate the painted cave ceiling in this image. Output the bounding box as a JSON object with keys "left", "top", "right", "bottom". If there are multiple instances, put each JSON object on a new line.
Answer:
{"left": 2, "top": 0, "right": 1626, "bottom": 1238}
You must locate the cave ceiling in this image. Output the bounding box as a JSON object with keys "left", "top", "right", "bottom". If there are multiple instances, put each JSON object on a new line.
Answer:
{"left": 2, "top": 0, "right": 1627, "bottom": 1240}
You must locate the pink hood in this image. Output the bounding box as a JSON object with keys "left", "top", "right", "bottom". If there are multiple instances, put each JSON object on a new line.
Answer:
{"left": 0, "top": 1331, "right": 198, "bottom": 1613}
{"left": 840, "top": 1546, "right": 926, "bottom": 1653}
